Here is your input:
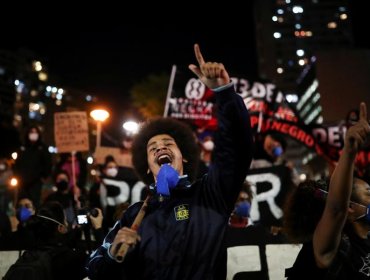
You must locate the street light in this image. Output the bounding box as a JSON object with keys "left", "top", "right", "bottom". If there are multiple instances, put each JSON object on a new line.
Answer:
{"left": 122, "top": 120, "right": 139, "bottom": 136}
{"left": 90, "top": 109, "right": 110, "bottom": 148}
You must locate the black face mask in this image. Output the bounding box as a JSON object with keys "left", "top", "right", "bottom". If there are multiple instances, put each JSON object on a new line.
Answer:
{"left": 56, "top": 180, "right": 69, "bottom": 191}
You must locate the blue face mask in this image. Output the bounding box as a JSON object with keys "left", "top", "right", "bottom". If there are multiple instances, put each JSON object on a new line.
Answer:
{"left": 272, "top": 146, "right": 283, "bottom": 157}
{"left": 234, "top": 201, "right": 251, "bottom": 218}
{"left": 350, "top": 202, "right": 370, "bottom": 225}
{"left": 16, "top": 206, "right": 33, "bottom": 223}
{"left": 365, "top": 205, "right": 370, "bottom": 224}
{"left": 156, "top": 164, "right": 180, "bottom": 196}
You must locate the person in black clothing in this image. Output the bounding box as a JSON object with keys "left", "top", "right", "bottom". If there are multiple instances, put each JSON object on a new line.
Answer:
{"left": 86, "top": 44, "right": 254, "bottom": 279}
{"left": 13, "top": 125, "right": 52, "bottom": 208}
{"left": 0, "top": 196, "right": 37, "bottom": 250}
{"left": 45, "top": 170, "right": 77, "bottom": 227}
{"left": 55, "top": 152, "right": 87, "bottom": 195}
{"left": 283, "top": 102, "right": 370, "bottom": 279}
{"left": 24, "top": 201, "right": 87, "bottom": 280}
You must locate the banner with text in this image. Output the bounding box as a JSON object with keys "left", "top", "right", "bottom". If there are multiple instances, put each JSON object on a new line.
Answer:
{"left": 166, "top": 72, "right": 370, "bottom": 175}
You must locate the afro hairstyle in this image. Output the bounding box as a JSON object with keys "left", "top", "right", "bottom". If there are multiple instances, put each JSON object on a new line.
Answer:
{"left": 132, "top": 117, "right": 200, "bottom": 185}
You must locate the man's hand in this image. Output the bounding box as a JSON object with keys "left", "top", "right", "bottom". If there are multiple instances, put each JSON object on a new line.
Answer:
{"left": 110, "top": 227, "right": 141, "bottom": 258}
{"left": 344, "top": 102, "right": 370, "bottom": 155}
{"left": 89, "top": 208, "right": 103, "bottom": 230}
{"left": 188, "top": 44, "right": 230, "bottom": 89}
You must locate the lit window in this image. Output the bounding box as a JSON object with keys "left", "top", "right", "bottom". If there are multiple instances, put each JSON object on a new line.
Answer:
{"left": 277, "top": 67, "right": 284, "bottom": 74}
{"left": 305, "top": 31, "right": 313, "bottom": 36}
{"left": 273, "top": 32, "right": 282, "bottom": 39}
{"left": 286, "top": 94, "right": 298, "bottom": 103}
{"left": 327, "top": 22, "right": 337, "bottom": 29}
{"left": 296, "top": 49, "right": 305, "bottom": 56}
{"left": 292, "top": 6, "right": 303, "bottom": 13}
{"left": 87, "top": 157, "right": 94, "bottom": 164}
{"left": 32, "top": 61, "right": 42, "bottom": 72}
{"left": 38, "top": 72, "right": 48, "bottom": 81}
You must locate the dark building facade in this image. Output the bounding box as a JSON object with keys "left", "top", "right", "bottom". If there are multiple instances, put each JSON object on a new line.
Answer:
{"left": 254, "top": 0, "right": 353, "bottom": 95}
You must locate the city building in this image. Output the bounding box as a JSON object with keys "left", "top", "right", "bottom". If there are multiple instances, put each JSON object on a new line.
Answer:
{"left": 254, "top": 0, "right": 353, "bottom": 96}
{"left": 0, "top": 48, "right": 99, "bottom": 157}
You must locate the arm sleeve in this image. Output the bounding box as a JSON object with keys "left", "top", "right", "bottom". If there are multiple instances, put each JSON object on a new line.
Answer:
{"left": 86, "top": 221, "right": 123, "bottom": 279}
{"left": 205, "top": 84, "right": 254, "bottom": 212}
{"left": 86, "top": 203, "right": 142, "bottom": 279}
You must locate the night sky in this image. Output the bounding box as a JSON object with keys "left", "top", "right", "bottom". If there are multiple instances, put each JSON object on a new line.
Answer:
{"left": 1, "top": 1, "right": 368, "bottom": 141}
{"left": 2, "top": 3, "right": 258, "bottom": 140}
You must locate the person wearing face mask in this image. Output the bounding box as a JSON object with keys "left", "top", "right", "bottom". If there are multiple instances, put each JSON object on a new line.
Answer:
{"left": 0, "top": 197, "right": 37, "bottom": 250}
{"left": 99, "top": 156, "right": 134, "bottom": 230}
{"left": 87, "top": 44, "right": 254, "bottom": 280}
{"left": 196, "top": 134, "right": 215, "bottom": 178}
{"left": 16, "top": 197, "right": 36, "bottom": 224}
{"left": 13, "top": 125, "right": 52, "bottom": 208}
{"left": 248, "top": 131, "right": 299, "bottom": 239}
{"left": 283, "top": 102, "right": 370, "bottom": 279}
{"left": 229, "top": 181, "right": 253, "bottom": 228}
{"left": 14, "top": 201, "right": 88, "bottom": 280}
{"left": 55, "top": 152, "right": 88, "bottom": 196}
{"left": 225, "top": 181, "right": 274, "bottom": 280}
{"left": 45, "top": 170, "right": 77, "bottom": 227}
{"left": 251, "top": 132, "right": 287, "bottom": 168}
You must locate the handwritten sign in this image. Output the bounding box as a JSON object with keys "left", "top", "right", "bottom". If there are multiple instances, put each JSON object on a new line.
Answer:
{"left": 94, "top": 146, "right": 133, "bottom": 168}
{"left": 54, "top": 112, "right": 89, "bottom": 153}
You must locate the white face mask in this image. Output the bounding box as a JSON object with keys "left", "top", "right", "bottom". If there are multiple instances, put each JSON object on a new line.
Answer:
{"left": 106, "top": 167, "right": 118, "bottom": 177}
{"left": 29, "top": 132, "right": 39, "bottom": 142}
{"left": 0, "top": 163, "right": 6, "bottom": 171}
{"left": 203, "top": 140, "right": 215, "bottom": 152}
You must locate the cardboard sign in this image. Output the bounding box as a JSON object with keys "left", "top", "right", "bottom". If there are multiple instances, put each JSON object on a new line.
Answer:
{"left": 54, "top": 111, "right": 89, "bottom": 153}
{"left": 94, "top": 146, "right": 133, "bottom": 168}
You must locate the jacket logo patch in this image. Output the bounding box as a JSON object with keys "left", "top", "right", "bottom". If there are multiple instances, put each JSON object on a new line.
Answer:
{"left": 174, "top": 204, "right": 189, "bottom": 221}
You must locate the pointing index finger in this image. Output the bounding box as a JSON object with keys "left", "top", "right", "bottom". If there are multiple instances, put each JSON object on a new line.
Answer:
{"left": 194, "top": 44, "right": 205, "bottom": 66}
{"left": 359, "top": 102, "right": 367, "bottom": 121}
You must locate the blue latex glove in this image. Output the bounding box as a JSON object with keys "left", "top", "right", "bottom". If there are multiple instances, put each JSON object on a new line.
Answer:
{"left": 156, "top": 164, "right": 180, "bottom": 196}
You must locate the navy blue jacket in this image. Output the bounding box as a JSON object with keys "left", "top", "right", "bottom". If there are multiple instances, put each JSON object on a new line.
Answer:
{"left": 87, "top": 85, "right": 254, "bottom": 280}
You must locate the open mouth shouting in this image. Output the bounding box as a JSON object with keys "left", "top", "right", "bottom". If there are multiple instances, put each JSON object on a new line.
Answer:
{"left": 156, "top": 153, "right": 172, "bottom": 166}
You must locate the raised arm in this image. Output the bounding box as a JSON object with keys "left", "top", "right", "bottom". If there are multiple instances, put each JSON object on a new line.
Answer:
{"left": 188, "top": 44, "right": 230, "bottom": 89}
{"left": 189, "top": 44, "right": 254, "bottom": 210}
{"left": 313, "top": 102, "right": 370, "bottom": 267}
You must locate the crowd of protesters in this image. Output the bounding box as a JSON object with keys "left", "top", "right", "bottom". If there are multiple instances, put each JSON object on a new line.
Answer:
{"left": 0, "top": 44, "right": 369, "bottom": 280}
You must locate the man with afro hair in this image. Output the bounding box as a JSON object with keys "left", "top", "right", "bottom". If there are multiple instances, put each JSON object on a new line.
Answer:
{"left": 87, "top": 44, "right": 254, "bottom": 280}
